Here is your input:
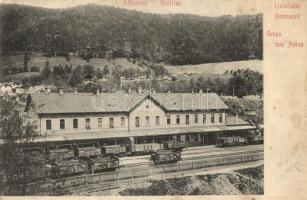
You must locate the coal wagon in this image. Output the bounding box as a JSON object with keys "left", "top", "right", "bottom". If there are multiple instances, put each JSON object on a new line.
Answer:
{"left": 151, "top": 149, "right": 182, "bottom": 165}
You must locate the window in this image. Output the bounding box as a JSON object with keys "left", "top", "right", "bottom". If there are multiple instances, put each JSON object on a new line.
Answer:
{"left": 156, "top": 116, "right": 160, "bottom": 126}
{"left": 73, "top": 119, "right": 78, "bottom": 129}
{"left": 135, "top": 117, "right": 140, "bottom": 127}
{"left": 167, "top": 115, "right": 171, "bottom": 125}
{"left": 98, "top": 118, "right": 102, "bottom": 128}
{"left": 219, "top": 113, "right": 223, "bottom": 123}
{"left": 46, "top": 120, "right": 51, "bottom": 130}
{"left": 203, "top": 114, "right": 206, "bottom": 124}
{"left": 109, "top": 118, "right": 114, "bottom": 128}
{"left": 146, "top": 116, "right": 150, "bottom": 127}
{"left": 85, "top": 118, "right": 91, "bottom": 130}
{"left": 176, "top": 115, "right": 180, "bottom": 125}
{"left": 185, "top": 115, "right": 190, "bottom": 125}
{"left": 60, "top": 119, "right": 65, "bottom": 129}
{"left": 121, "top": 117, "right": 125, "bottom": 127}
{"left": 211, "top": 114, "right": 215, "bottom": 123}
{"left": 194, "top": 114, "right": 198, "bottom": 123}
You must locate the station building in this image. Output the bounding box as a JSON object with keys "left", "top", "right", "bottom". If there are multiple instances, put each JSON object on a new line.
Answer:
{"left": 25, "top": 89, "right": 255, "bottom": 146}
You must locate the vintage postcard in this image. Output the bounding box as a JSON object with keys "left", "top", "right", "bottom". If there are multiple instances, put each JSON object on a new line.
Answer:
{"left": 0, "top": 0, "right": 306, "bottom": 199}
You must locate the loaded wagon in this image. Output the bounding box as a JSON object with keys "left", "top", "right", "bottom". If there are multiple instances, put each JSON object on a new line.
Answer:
{"left": 46, "top": 144, "right": 75, "bottom": 161}
{"left": 73, "top": 142, "right": 101, "bottom": 158}
{"left": 151, "top": 149, "right": 182, "bottom": 165}
{"left": 86, "top": 154, "right": 120, "bottom": 173}
{"left": 50, "top": 159, "right": 88, "bottom": 178}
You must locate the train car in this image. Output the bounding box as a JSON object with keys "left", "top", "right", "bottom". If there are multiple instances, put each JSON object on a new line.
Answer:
{"left": 162, "top": 140, "right": 185, "bottom": 150}
{"left": 235, "top": 136, "right": 248, "bottom": 145}
{"left": 216, "top": 136, "right": 247, "bottom": 147}
{"left": 129, "top": 143, "right": 163, "bottom": 155}
{"left": 86, "top": 154, "right": 120, "bottom": 173}
{"left": 247, "top": 135, "right": 264, "bottom": 144}
{"left": 101, "top": 145, "right": 127, "bottom": 155}
{"left": 20, "top": 146, "right": 48, "bottom": 163}
{"left": 73, "top": 142, "right": 101, "bottom": 158}
{"left": 46, "top": 144, "right": 75, "bottom": 161}
{"left": 50, "top": 159, "right": 88, "bottom": 178}
{"left": 151, "top": 149, "right": 182, "bottom": 165}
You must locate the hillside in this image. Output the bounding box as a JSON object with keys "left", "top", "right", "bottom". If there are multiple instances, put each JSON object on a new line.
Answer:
{"left": 0, "top": 55, "right": 141, "bottom": 82}
{"left": 166, "top": 59, "right": 263, "bottom": 75}
{"left": 0, "top": 4, "right": 262, "bottom": 65}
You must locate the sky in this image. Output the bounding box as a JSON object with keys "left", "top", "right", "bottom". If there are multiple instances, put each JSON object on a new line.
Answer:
{"left": 1, "top": 0, "right": 264, "bottom": 16}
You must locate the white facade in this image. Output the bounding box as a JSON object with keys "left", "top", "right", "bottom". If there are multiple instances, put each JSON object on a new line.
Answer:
{"left": 31, "top": 97, "right": 226, "bottom": 136}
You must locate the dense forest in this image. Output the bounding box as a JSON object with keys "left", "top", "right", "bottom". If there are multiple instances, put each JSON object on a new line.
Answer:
{"left": 0, "top": 4, "right": 263, "bottom": 65}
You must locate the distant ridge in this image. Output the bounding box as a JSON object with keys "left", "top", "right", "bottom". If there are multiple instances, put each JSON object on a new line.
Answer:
{"left": 0, "top": 4, "right": 262, "bottom": 65}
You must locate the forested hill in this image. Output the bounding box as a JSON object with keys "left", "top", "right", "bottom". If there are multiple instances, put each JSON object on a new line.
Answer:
{"left": 0, "top": 4, "right": 263, "bottom": 65}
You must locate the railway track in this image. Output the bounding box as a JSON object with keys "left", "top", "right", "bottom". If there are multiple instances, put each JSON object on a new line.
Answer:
{"left": 31, "top": 149, "right": 263, "bottom": 195}
{"left": 120, "top": 145, "right": 263, "bottom": 167}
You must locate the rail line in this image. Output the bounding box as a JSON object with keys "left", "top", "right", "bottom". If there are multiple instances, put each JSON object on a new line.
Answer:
{"left": 19, "top": 148, "right": 264, "bottom": 195}
{"left": 120, "top": 145, "right": 263, "bottom": 167}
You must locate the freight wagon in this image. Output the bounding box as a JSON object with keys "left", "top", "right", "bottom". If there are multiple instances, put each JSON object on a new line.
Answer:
{"left": 46, "top": 144, "right": 75, "bottom": 161}
{"left": 86, "top": 154, "right": 120, "bottom": 173}
{"left": 151, "top": 149, "right": 182, "bottom": 165}
{"left": 73, "top": 143, "right": 101, "bottom": 158}
{"left": 217, "top": 135, "right": 263, "bottom": 147}
{"left": 50, "top": 159, "right": 88, "bottom": 178}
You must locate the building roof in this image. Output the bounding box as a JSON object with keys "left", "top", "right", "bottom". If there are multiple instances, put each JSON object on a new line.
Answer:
{"left": 226, "top": 115, "right": 250, "bottom": 126}
{"left": 151, "top": 93, "right": 228, "bottom": 111}
{"left": 29, "top": 92, "right": 228, "bottom": 114}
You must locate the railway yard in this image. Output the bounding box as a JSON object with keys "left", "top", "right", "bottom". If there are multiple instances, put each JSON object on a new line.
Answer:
{"left": 0, "top": 143, "right": 264, "bottom": 195}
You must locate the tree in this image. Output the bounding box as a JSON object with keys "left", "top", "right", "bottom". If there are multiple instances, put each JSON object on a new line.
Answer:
{"left": 23, "top": 53, "right": 30, "bottom": 72}
{"left": 83, "top": 64, "right": 96, "bottom": 80}
{"left": 103, "top": 65, "right": 110, "bottom": 78}
{"left": 45, "top": 59, "right": 49, "bottom": 68}
{"left": 96, "top": 68, "right": 104, "bottom": 79}
{"left": 30, "top": 66, "right": 40, "bottom": 72}
{"left": 41, "top": 66, "right": 52, "bottom": 78}
{"left": 70, "top": 66, "right": 84, "bottom": 86}
{"left": 0, "top": 97, "right": 39, "bottom": 195}
{"left": 227, "top": 69, "right": 263, "bottom": 97}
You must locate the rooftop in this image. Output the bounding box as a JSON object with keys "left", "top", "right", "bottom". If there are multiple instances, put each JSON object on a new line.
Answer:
{"left": 29, "top": 92, "right": 229, "bottom": 114}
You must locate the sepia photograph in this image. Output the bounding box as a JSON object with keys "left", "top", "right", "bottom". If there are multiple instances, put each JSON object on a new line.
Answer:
{"left": 0, "top": 0, "right": 264, "bottom": 196}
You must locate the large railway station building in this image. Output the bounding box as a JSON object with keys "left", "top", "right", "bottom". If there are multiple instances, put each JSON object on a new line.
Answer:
{"left": 25, "top": 89, "right": 256, "bottom": 146}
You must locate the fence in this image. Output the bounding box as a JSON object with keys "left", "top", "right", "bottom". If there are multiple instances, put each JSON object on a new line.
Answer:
{"left": 22, "top": 151, "right": 263, "bottom": 195}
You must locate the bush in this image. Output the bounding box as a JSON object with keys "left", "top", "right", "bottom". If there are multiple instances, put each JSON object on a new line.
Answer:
{"left": 30, "top": 66, "right": 40, "bottom": 72}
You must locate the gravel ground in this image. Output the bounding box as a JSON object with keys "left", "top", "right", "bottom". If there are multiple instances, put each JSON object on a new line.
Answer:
{"left": 119, "top": 165, "right": 264, "bottom": 195}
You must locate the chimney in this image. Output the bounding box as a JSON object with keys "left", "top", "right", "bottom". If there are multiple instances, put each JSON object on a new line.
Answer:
{"left": 199, "top": 89, "right": 203, "bottom": 94}
{"left": 73, "top": 88, "right": 78, "bottom": 95}
{"left": 128, "top": 87, "right": 132, "bottom": 94}
{"left": 59, "top": 88, "right": 64, "bottom": 95}
{"left": 137, "top": 87, "right": 142, "bottom": 94}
